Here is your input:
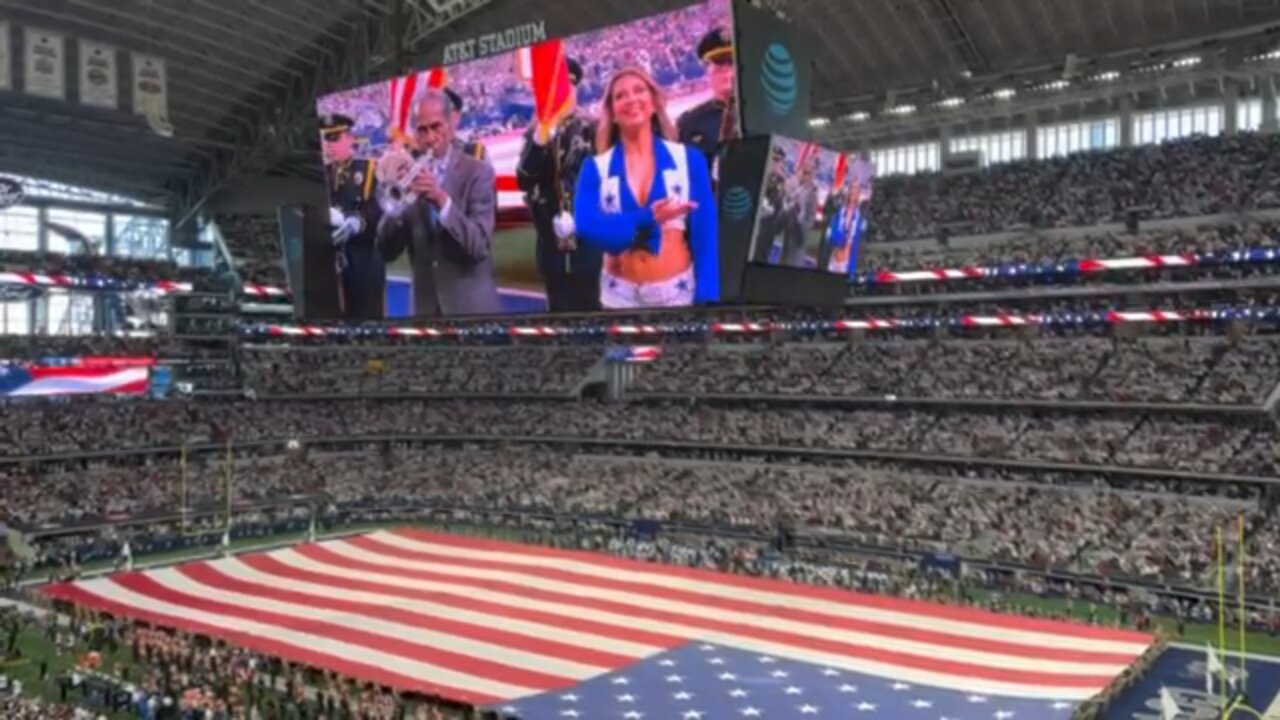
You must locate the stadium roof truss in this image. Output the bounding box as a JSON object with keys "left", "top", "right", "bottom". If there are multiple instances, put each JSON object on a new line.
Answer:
{"left": 1, "top": 0, "right": 1278, "bottom": 214}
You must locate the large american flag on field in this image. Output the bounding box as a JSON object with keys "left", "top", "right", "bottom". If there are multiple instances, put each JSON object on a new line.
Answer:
{"left": 45, "top": 530, "right": 1154, "bottom": 718}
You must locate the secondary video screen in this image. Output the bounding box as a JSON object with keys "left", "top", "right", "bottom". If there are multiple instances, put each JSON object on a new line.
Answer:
{"left": 314, "top": 0, "right": 736, "bottom": 320}
{"left": 747, "top": 136, "right": 875, "bottom": 276}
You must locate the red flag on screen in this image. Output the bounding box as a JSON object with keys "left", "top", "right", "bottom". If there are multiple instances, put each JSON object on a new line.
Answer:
{"left": 833, "top": 153, "right": 849, "bottom": 189}
{"left": 796, "top": 142, "right": 817, "bottom": 170}
{"left": 526, "top": 39, "right": 575, "bottom": 134}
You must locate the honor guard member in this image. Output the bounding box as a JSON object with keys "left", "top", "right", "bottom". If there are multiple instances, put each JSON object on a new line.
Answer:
{"left": 752, "top": 144, "right": 790, "bottom": 263}
{"left": 515, "top": 57, "right": 603, "bottom": 312}
{"left": 444, "top": 88, "right": 489, "bottom": 162}
{"left": 321, "top": 113, "right": 387, "bottom": 320}
{"left": 677, "top": 26, "right": 738, "bottom": 179}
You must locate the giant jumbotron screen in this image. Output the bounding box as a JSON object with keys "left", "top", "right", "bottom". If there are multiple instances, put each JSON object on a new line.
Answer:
{"left": 312, "top": 0, "right": 736, "bottom": 320}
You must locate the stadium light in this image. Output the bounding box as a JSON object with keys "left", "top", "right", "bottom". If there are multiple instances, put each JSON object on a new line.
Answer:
{"left": 844, "top": 111, "right": 870, "bottom": 122}
{"left": 1035, "top": 79, "right": 1070, "bottom": 92}
{"left": 887, "top": 104, "right": 916, "bottom": 116}
{"left": 992, "top": 88, "right": 1016, "bottom": 100}
{"left": 1093, "top": 70, "right": 1121, "bottom": 82}
{"left": 1173, "top": 55, "right": 1201, "bottom": 68}
{"left": 809, "top": 117, "right": 830, "bottom": 128}
{"left": 938, "top": 96, "right": 965, "bottom": 108}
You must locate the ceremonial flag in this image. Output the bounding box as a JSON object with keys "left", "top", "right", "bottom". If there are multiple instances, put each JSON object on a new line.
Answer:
{"left": 44, "top": 530, "right": 1154, "bottom": 718}
{"left": 605, "top": 346, "right": 663, "bottom": 364}
{"left": 832, "top": 153, "right": 849, "bottom": 191}
{"left": 522, "top": 38, "right": 575, "bottom": 137}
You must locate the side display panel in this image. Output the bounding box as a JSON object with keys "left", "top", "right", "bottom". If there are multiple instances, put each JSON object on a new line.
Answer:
{"left": 747, "top": 136, "right": 844, "bottom": 272}
{"left": 315, "top": 0, "right": 736, "bottom": 320}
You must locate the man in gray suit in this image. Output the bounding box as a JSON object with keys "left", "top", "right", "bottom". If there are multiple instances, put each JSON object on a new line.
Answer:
{"left": 377, "top": 88, "right": 501, "bottom": 317}
{"left": 780, "top": 154, "right": 820, "bottom": 268}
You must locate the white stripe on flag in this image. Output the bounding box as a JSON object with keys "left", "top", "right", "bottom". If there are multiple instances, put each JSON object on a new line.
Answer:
{"left": 144, "top": 566, "right": 608, "bottom": 680}
{"left": 370, "top": 531, "right": 1147, "bottom": 656}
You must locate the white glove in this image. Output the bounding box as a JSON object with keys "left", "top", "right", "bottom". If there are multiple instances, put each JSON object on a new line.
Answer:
{"left": 533, "top": 124, "right": 557, "bottom": 147}
{"left": 761, "top": 199, "right": 775, "bottom": 216}
{"left": 328, "top": 206, "right": 344, "bottom": 228}
{"left": 552, "top": 211, "right": 575, "bottom": 240}
{"left": 331, "top": 213, "right": 363, "bottom": 245}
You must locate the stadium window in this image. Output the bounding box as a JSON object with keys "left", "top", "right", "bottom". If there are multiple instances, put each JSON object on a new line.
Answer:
{"left": 10, "top": 174, "right": 155, "bottom": 209}
{"left": 113, "top": 214, "right": 171, "bottom": 260}
{"left": 45, "top": 208, "right": 107, "bottom": 256}
{"left": 1238, "top": 99, "right": 1264, "bottom": 132}
{"left": 949, "top": 130, "right": 1025, "bottom": 167}
{"left": 1131, "top": 105, "right": 1224, "bottom": 145}
{"left": 869, "top": 142, "right": 940, "bottom": 177}
{"left": 44, "top": 289, "right": 95, "bottom": 336}
{"left": 0, "top": 206, "right": 40, "bottom": 252}
{"left": 0, "top": 298, "right": 30, "bottom": 335}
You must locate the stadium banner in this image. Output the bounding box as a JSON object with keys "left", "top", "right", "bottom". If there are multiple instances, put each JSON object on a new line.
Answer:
{"left": 314, "top": 0, "right": 737, "bottom": 320}
{"left": 0, "top": 355, "right": 155, "bottom": 397}
{"left": 23, "top": 27, "right": 66, "bottom": 100}
{"left": 131, "top": 53, "right": 168, "bottom": 118}
{"left": 730, "top": 0, "right": 814, "bottom": 139}
{"left": 0, "top": 22, "right": 11, "bottom": 91}
{"left": 78, "top": 39, "right": 119, "bottom": 109}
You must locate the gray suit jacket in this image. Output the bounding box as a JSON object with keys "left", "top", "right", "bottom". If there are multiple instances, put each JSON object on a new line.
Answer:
{"left": 378, "top": 143, "right": 501, "bottom": 317}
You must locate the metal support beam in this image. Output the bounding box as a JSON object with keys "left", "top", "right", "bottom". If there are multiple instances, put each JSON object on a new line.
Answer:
{"left": 171, "top": 8, "right": 393, "bottom": 229}
{"left": 820, "top": 65, "right": 1267, "bottom": 146}
{"left": 928, "top": 0, "right": 989, "bottom": 74}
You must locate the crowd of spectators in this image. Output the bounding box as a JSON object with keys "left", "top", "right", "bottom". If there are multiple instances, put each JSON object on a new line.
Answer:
{"left": 0, "top": 393, "right": 1275, "bottom": 477}
{"left": 858, "top": 218, "right": 1280, "bottom": 273}
{"left": 633, "top": 334, "right": 1280, "bottom": 405}
{"left": 864, "top": 134, "right": 1280, "bottom": 243}
{"left": 0, "top": 249, "right": 215, "bottom": 288}
{"left": 4, "top": 444, "right": 1278, "bottom": 597}
{"left": 241, "top": 345, "right": 600, "bottom": 395}
{"left": 212, "top": 215, "right": 288, "bottom": 289}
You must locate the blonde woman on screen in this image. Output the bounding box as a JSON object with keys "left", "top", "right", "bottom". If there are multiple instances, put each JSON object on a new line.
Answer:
{"left": 573, "top": 67, "right": 719, "bottom": 309}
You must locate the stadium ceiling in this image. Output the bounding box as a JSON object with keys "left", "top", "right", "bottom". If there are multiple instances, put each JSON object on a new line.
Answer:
{"left": 1, "top": 0, "right": 1278, "bottom": 217}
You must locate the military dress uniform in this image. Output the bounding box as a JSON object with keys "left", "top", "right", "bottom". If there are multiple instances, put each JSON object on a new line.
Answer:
{"left": 677, "top": 27, "right": 738, "bottom": 178}
{"left": 752, "top": 146, "right": 790, "bottom": 263}
{"left": 321, "top": 114, "right": 386, "bottom": 321}
{"left": 515, "top": 59, "right": 603, "bottom": 313}
{"left": 444, "top": 87, "right": 491, "bottom": 163}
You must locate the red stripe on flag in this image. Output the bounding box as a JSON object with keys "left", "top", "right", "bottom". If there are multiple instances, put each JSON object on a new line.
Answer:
{"left": 346, "top": 537, "right": 1135, "bottom": 666}
{"left": 181, "top": 562, "right": 640, "bottom": 670}
{"left": 244, "top": 552, "right": 685, "bottom": 650}
{"left": 327, "top": 538, "right": 1122, "bottom": 688}
{"left": 110, "top": 571, "right": 574, "bottom": 692}
{"left": 392, "top": 529, "right": 1152, "bottom": 644}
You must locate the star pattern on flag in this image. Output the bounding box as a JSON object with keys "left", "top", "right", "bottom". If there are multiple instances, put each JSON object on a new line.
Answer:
{"left": 495, "top": 643, "right": 1081, "bottom": 720}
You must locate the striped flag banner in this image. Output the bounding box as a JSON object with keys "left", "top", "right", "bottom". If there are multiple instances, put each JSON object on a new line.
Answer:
{"left": 44, "top": 530, "right": 1153, "bottom": 717}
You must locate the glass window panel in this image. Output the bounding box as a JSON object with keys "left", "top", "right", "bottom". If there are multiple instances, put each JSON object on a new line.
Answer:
{"left": 45, "top": 208, "right": 107, "bottom": 256}
{"left": 0, "top": 206, "right": 39, "bottom": 252}
{"left": 44, "top": 290, "right": 95, "bottom": 336}
{"left": 113, "top": 214, "right": 171, "bottom": 260}
{"left": 1, "top": 300, "right": 30, "bottom": 335}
